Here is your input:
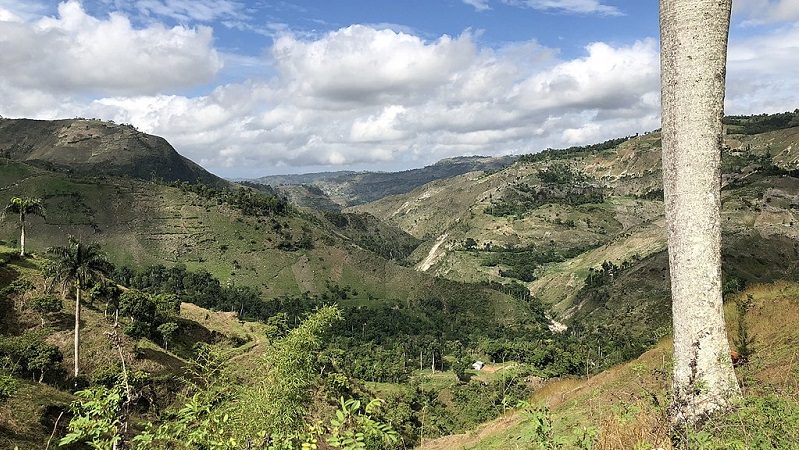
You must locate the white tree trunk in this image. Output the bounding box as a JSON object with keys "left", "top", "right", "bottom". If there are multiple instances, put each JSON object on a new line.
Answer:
{"left": 660, "top": 0, "right": 740, "bottom": 425}
{"left": 19, "top": 214, "right": 25, "bottom": 256}
{"left": 74, "top": 286, "right": 81, "bottom": 378}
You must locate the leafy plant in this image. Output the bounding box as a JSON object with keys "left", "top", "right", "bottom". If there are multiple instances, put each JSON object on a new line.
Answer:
{"left": 733, "top": 294, "right": 755, "bottom": 362}
{"left": 326, "top": 398, "right": 399, "bottom": 449}
{"left": 0, "top": 371, "right": 16, "bottom": 402}
{"left": 59, "top": 385, "right": 124, "bottom": 449}
{"left": 517, "top": 401, "right": 597, "bottom": 450}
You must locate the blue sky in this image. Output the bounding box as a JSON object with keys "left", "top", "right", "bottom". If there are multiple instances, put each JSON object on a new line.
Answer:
{"left": 0, "top": 0, "right": 797, "bottom": 178}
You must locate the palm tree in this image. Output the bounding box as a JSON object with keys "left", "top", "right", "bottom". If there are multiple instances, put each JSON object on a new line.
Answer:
{"left": 3, "top": 196, "right": 45, "bottom": 256}
{"left": 660, "top": 0, "right": 740, "bottom": 425}
{"left": 46, "top": 236, "right": 114, "bottom": 378}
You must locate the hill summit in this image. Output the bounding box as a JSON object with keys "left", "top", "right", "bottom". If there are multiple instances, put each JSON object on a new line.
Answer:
{"left": 0, "top": 118, "right": 227, "bottom": 187}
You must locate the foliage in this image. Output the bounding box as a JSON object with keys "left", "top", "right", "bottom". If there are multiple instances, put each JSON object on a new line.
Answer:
{"left": 116, "top": 264, "right": 262, "bottom": 321}
{"left": 482, "top": 242, "right": 599, "bottom": 283}
{"left": 486, "top": 180, "right": 604, "bottom": 218}
{"left": 89, "top": 280, "right": 123, "bottom": 316}
{"left": 132, "top": 344, "right": 237, "bottom": 449}
{"left": 132, "top": 307, "right": 365, "bottom": 449}
{"left": 0, "top": 278, "right": 34, "bottom": 298}
{"left": 236, "top": 305, "right": 343, "bottom": 439}
{"left": 45, "top": 235, "right": 114, "bottom": 377}
{"left": 733, "top": 294, "right": 755, "bottom": 361}
{"left": 517, "top": 136, "right": 631, "bottom": 163}
{"left": 325, "top": 398, "right": 399, "bottom": 450}
{"left": 45, "top": 236, "right": 114, "bottom": 295}
{"left": 173, "top": 182, "right": 292, "bottom": 217}
{"left": 2, "top": 195, "right": 45, "bottom": 255}
{"left": 0, "top": 371, "right": 17, "bottom": 402}
{"left": 676, "top": 394, "right": 799, "bottom": 449}
{"left": 156, "top": 322, "right": 178, "bottom": 350}
{"left": 485, "top": 162, "right": 604, "bottom": 217}
{"left": 119, "top": 289, "right": 157, "bottom": 337}
{"left": 29, "top": 294, "right": 63, "bottom": 324}
{"left": 451, "top": 376, "right": 533, "bottom": 429}
{"left": 517, "top": 402, "right": 598, "bottom": 450}
{"left": 321, "top": 211, "right": 421, "bottom": 261}
{"left": 59, "top": 385, "right": 124, "bottom": 449}
{"left": 0, "top": 330, "right": 63, "bottom": 383}
{"left": 723, "top": 110, "right": 799, "bottom": 135}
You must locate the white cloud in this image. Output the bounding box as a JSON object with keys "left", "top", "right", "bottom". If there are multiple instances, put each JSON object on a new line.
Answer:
{"left": 272, "top": 26, "right": 477, "bottom": 106}
{"left": 132, "top": 0, "right": 246, "bottom": 23}
{"left": 0, "top": 0, "right": 222, "bottom": 97}
{"left": 462, "top": 0, "right": 492, "bottom": 11}
{"left": 726, "top": 24, "right": 799, "bottom": 113}
{"left": 734, "top": 0, "right": 799, "bottom": 25}
{"left": 0, "top": 2, "right": 795, "bottom": 178}
{"left": 350, "top": 105, "right": 410, "bottom": 142}
{"left": 504, "top": 0, "right": 622, "bottom": 16}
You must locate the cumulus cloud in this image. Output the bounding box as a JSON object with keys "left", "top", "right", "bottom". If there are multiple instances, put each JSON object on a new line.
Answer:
{"left": 0, "top": 1, "right": 795, "bottom": 178}
{"left": 0, "top": 0, "right": 221, "bottom": 97}
{"left": 129, "top": 31, "right": 658, "bottom": 176}
{"left": 272, "top": 26, "right": 477, "bottom": 106}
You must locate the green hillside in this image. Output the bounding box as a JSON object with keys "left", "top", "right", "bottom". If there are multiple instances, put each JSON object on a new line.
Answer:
{"left": 351, "top": 116, "right": 799, "bottom": 342}
{"left": 0, "top": 111, "right": 798, "bottom": 449}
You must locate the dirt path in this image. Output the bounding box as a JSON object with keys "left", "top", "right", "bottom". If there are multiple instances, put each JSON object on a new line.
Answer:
{"left": 418, "top": 233, "right": 448, "bottom": 272}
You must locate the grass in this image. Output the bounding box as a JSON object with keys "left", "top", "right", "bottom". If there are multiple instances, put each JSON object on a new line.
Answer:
{"left": 0, "top": 379, "right": 75, "bottom": 450}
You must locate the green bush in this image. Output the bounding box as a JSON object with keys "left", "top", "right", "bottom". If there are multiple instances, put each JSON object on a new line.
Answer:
{"left": 0, "top": 331, "right": 63, "bottom": 383}
{"left": 682, "top": 394, "right": 799, "bottom": 449}
{"left": 0, "top": 372, "right": 17, "bottom": 402}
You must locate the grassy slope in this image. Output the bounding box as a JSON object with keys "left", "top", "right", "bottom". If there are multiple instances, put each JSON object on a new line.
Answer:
{"left": 0, "top": 244, "right": 271, "bottom": 450}
{"left": 418, "top": 281, "right": 799, "bottom": 450}
{"left": 0, "top": 162, "right": 434, "bottom": 302}
{"left": 351, "top": 128, "right": 799, "bottom": 329}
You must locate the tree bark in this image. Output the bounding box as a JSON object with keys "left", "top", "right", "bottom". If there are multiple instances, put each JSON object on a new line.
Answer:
{"left": 660, "top": 0, "right": 740, "bottom": 425}
{"left": 19, "top": 212, "right": 25, "bottom": 256}
{"left": 74, "top": 285, "right": 81, "bottom": 378}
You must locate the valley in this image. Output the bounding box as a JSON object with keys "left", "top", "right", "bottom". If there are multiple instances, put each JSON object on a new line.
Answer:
{"left": 0, "top": 112, "right": 798, "bottom": 449}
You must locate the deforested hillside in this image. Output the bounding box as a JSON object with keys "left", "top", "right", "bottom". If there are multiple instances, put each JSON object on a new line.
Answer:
{"left": 350, "top": 112, "right": 799, "bottom": 340}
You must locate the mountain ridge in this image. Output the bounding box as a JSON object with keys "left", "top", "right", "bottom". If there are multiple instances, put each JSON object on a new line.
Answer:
{"left": 0, "top": 118, "right": 229, "bottom": 188}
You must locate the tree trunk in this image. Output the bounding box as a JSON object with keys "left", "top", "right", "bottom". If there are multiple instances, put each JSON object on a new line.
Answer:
{"left": 19, "top": 213, "right": 25, "bottom": 256}
{"left": 660, "top": 0, "right": 740, "bottom": 425}
{"left": 74, "top": 285, "right": 81, "bottom": 378}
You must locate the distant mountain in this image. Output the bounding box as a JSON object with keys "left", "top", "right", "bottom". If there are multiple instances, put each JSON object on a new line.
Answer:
{"left": 250, "top": 155, "right": 519, "bottom": 208}
{"left": 248, "top": 170, "right": 360, "bottom": 186}
{"left": 0, "top": 118, "right": 229, "bottom": 187}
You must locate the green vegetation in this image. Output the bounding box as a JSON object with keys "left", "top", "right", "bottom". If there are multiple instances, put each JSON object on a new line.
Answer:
{"left": 481, "top": 242, "right": 600, "bottom": 282}
{"left": 723, "top": 110, "right": 799, "bottom": 135}
{"left": 2, "top": 196, "right": 45, "bottom": 256}
{"left": 486, "top": 164, "right": 604, "bottom": 218}
{"left": 1, "top": 112, "right": 799, "bottom": 448}
{"left": 518, "top": 136, "right": 632, "bottom": 163}
{"left": 172, "top": 181, "right": 292, "bottom": 217}
{"left": 45, "top": 235, "right": 114, "bottom": 377}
